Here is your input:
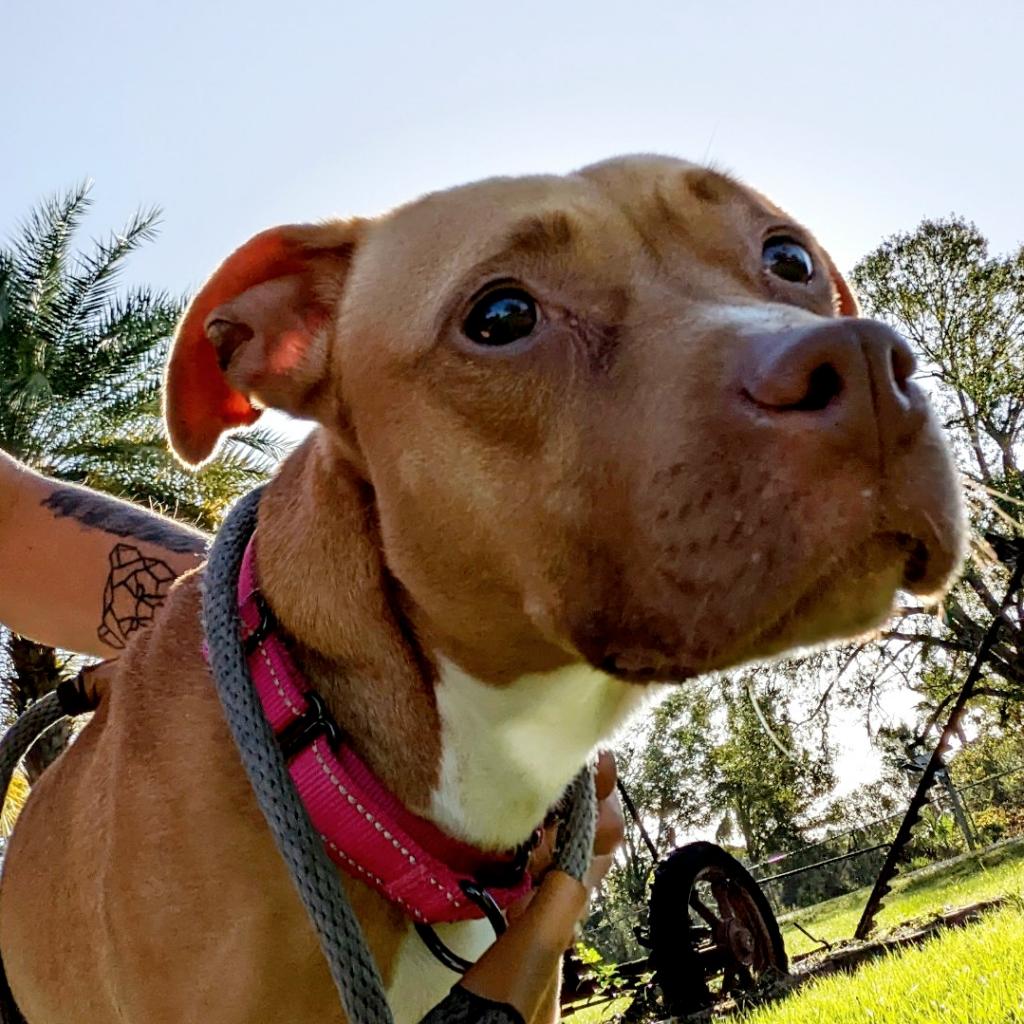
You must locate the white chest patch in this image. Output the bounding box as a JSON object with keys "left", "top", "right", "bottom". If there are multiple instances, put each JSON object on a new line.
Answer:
{"left": 383, "top": 662, "right": 666, "bottom": 1021}
{"left": 386, "top": 919, "right": 495, "bottom": 1024}
{"left": 429, "top": 659, "right": 665, "bottom": 850}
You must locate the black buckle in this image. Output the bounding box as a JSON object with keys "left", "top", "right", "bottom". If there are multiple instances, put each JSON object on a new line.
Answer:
{"left": 460, "top": 881, "right": 508, "bottom": 937}
{"left": 243, "top": 591, "right": 275, "bottom": 654}
{"left": 277, "top": 691, "right": 342, "bottom": 760}
{"left": 473, "top": 829, "right": 539, "bottom": 890}
{"left": 414, "top": 882, "right": 509, "bottom": 976}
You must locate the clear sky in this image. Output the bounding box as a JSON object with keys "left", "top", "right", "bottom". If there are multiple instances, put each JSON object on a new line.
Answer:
{"left": 4, "top": 0, "right": 1023, "bottom": 296}
{"left": 5, "top": 0, "right": 1022, "bottom": 796}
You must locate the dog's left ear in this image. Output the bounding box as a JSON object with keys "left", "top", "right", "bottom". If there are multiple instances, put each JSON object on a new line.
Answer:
{"left": 164, "top": 220, "right": 365, "bottom": 465}
{"left": 822, "top": 251, "right": 860, "bottom": 317}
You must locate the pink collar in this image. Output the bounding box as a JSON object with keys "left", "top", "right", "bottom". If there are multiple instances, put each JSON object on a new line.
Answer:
{"left": 234, "top": 538, "right": 534, "bottom": 925}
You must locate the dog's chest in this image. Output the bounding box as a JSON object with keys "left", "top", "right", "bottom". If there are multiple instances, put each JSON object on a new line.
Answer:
{"left": 427, "top": 658, "right": 655, "bottom": 849}
{"left": 385, "top": 919, "right": 495, "bottom": 1023}
{"left": 373, "top": 662, "right": 651, "bottom": 1020}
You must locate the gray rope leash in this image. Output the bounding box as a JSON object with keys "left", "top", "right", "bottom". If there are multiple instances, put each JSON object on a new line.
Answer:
{"left": 203, "top": 486, "right": 396, "bottom": 1024}
{"left": 0, "top": 694, "right": 66, "bottom": 817}
{"left": 552, "top": 769, "right": 597, "bottom": 885}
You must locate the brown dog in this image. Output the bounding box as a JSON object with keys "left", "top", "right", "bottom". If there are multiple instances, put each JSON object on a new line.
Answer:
{"left": 0, "top": 155, "right": 963, "bottom": 1023}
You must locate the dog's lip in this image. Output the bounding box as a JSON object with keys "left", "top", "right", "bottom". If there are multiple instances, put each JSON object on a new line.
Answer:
{"left": 733, "top": 531, "right": 933, "bottom": 656}
{"left": 592, "top": 533, "right": 928, "bottom": 684}
{"left": 595, "top": 655, "right": 697, "bottom": 685}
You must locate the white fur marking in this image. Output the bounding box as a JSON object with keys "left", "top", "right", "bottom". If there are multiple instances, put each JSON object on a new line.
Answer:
{"left": 430, "top": 659, "right": 664, "bottom": 849}
{"left": 388, "top": 661, "right": 666, "bottom": 1018}
{"left": 386, "top": 919, "right": 495, "bottom": 1024}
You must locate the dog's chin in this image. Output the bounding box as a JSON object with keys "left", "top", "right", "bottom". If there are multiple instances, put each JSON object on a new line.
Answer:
{"left": 589, "top": 534, "right": 927, "bottom": 685}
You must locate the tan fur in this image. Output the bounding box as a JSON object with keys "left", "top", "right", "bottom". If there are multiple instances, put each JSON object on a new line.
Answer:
{"left": 0, "top": 155, "right": 963, "bottom": 1023}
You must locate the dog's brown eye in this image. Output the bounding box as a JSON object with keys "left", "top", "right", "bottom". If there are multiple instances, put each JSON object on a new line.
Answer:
{"left": 463, "top": 288, "right": 538, "bottom": 346}
{"left": 763, "top": 237, "right": 815, "bottom": 284}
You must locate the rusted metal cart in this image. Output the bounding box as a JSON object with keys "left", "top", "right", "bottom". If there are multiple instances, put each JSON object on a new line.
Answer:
{"left": 563, "top": 786, "right": 788, "bottom": 1018}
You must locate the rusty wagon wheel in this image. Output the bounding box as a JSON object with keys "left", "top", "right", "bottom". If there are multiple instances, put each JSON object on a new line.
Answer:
{"left": 648, "top": 841, "right": 787, "bottom": 1016}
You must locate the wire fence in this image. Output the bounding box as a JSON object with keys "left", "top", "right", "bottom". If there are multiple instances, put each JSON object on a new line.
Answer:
{"left": 748, "top": 762, "right": 1024, "bottom": 916}
{"left": 583, "top": 762, "right": 1024, "bottom": 967}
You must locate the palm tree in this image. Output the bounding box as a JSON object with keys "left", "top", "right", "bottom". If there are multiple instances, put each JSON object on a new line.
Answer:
{"left": 0, "top": 182, "right": 289, "bottom": 775}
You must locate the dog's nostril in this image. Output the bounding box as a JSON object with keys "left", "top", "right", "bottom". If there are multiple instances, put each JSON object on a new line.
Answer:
{"left": 891, "top": 345, "right": 914, "bottom": 397}
{"left": 742, "top": 361, "right": 844, "bottom": 414}
{"left": 903, "top": 538, "right": 930, "bottom": 586}
{"left": 789, "top": 363, "right": 843, "bottom": 412}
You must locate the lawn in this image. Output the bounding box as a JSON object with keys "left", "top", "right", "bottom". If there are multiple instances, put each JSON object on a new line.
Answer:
{"left": 561, "top": 996, "right": 631, "bottom": 1023}
{"left": 780, "top": 836, "right": 1024, "bottom": 958}
{"left": 737, "top": 902, "right": 1024, "bottom": 1024}
{"left": 562, "top": 838, "right": 1024, "bottom": 1022}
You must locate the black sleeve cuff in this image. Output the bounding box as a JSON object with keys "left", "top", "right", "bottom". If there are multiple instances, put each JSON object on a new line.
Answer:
{"left": 418, "top": 985, "right": 526, "bottom": 1024}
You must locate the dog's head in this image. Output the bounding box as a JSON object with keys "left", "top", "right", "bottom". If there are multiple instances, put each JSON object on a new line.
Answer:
{"left": 166, "top": 155, "right": 964, "bottom": 684}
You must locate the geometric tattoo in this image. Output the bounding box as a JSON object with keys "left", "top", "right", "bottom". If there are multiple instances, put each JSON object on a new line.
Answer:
{"left": 43, "top": 487, "right": 208, "bottom": 555}
{"left": 98, "top": 543, "right": 178, "bottom": 649}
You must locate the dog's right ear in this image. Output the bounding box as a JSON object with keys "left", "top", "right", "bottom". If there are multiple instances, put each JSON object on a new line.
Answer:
{"left": 821, "top": 250, "right": 860, "bottom": 318}
{"left": 164, "top": 220, "right": 365, "bottom": 465}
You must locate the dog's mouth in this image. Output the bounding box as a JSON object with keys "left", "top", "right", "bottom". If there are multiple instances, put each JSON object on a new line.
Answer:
{"left": 738, "top": 530, "right": 928, "bottom": 655}
{"left": 590, "top": 531, "right": 938, "bottom": 685}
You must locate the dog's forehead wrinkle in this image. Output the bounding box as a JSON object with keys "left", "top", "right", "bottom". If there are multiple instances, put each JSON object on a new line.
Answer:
{"left": 499, "top": 211, "right": 578, "bottom": 258}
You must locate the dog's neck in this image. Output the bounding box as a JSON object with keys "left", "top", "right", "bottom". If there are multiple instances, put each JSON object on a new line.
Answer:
{"left": 429, "top": 656, "right": 651, "bottom": 847}
{"left": 254, "top": 435, "right": 651, "bottom": 849}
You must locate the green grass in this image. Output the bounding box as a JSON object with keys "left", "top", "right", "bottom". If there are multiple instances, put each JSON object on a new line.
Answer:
{"left": 560, "top": 995, "right": 631, "bottom": 1022}
{"left": 737, "top": 903, "right": 1024, "bottom": 1024}
{"left": 780, "top": 837, "right": 1024, "bottom": 958}
{"left": 562, "top": 840, "right": 1024, "bottom": 1021}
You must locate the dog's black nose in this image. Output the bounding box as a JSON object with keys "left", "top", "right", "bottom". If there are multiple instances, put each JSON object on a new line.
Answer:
{"left": 741, "top": 319, "right": 926, "bottom": 450}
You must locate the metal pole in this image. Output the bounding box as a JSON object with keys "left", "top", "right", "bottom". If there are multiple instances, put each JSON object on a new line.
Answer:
{"left": 616, "top": 779, "right": 660, "bottom": 862}
{"left": 938, "top": 769, "right": 977, "bottom": 852}
{"left": 855, "top": 555, "right": 1024, "bottom": 941}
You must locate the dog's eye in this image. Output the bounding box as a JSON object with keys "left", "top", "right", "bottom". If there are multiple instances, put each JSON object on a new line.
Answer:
{"left": 763, "top": 237, "right": 815, "bottom": 284}
{"left": 463, "top": 288, "right": 538, "bottom": 346}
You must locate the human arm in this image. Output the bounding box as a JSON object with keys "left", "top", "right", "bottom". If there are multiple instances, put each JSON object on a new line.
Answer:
{"left": 0, "top": 449, "right": 209, "bottom": 657}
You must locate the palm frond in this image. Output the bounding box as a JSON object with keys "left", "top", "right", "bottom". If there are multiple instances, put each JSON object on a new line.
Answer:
{"left": 222, "top": 428, "right": 296, "bottom": 470}
{"left": 5, "top": 182, "right": 93, "bottom": 348}
{"left": 45, "top": 206, "right": 164, "bottom": 350}
{"left": 1, "top": 182, "right": 285, "bottom": 527}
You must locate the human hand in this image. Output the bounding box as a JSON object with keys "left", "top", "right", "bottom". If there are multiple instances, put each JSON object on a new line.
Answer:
{"left": 507, "top": 749, "right": 624, "bottom": 925}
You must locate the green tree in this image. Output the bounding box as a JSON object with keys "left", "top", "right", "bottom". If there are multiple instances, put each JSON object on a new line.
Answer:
{"left": 848, "top": 218, "right": 1024, "bottom": 731}
{"left": 0, "top": 183, "right": 287, "bottom": 760}
{"left": 588, "top": 672, "right": 835, "bottom": 960}
{"left": 714, "top": 677, "right": 835, "bottom": 862}
{"left": 620, "top": 673, "right": 834, "bottom": 863}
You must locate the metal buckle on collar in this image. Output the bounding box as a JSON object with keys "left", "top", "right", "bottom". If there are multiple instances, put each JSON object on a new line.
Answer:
{"left": 277, "top": 691, "right": 343, "bottom": 760}
{"left": 473, "top": 827, "right": 540, "bottom": 890}
{"left": 243, "top": 591, "right": 275, "bottom": 654}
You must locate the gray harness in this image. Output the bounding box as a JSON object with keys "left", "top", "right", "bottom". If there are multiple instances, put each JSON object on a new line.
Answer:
{"left": 0, "top": 486, "right": 595, "bottom": 1023}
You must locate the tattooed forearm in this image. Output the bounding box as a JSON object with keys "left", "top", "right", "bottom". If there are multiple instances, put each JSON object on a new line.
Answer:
{"left": 43, "top": 487, "right": 208, "bottom": 555}
{"left": 99, "top": 543, "right": 178, "bottom": 649}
